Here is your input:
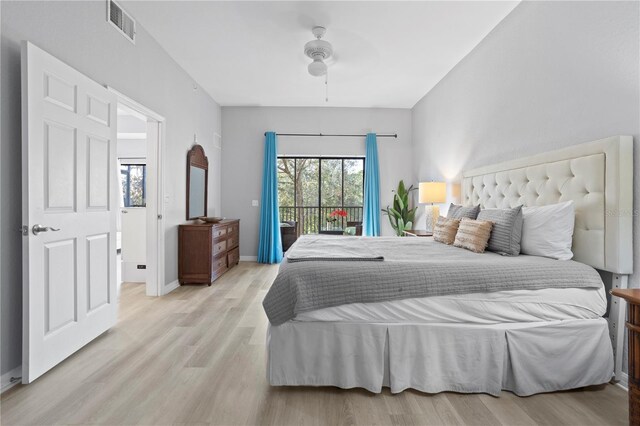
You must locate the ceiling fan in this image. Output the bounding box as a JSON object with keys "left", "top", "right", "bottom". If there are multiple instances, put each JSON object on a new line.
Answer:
{"left": 304, "top": 26, "right": 333, "bottom": 101}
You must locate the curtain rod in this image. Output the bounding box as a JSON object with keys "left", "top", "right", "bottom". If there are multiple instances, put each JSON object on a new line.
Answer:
{"left": 265, "top": 132, "right": 397, "bottom": 138}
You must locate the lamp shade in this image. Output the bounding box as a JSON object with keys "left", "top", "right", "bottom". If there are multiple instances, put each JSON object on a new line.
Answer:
{"left": 419, "top": 182, "right": 446, "bottom": 204}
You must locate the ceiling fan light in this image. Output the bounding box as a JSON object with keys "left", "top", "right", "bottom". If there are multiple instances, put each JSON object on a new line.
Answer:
{"left": 308, "top": 59, "right": 327, "bottom": 77}
{"left": 304, "top": 39, "right": 333, "bottom": 61}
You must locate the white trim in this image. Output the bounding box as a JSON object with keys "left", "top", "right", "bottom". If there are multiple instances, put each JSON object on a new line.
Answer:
{"left": 119, "top": 157, "right": 146, "bottom": 165}
{"left": 144, "top": 120, "right": 164, "bottom": 297}
{"left": 240, "top": 256, "right": 258, "bottom": 262}
{"left": 107, "top": 87, "right": 165, "bottom": 121}
{"left": 163, "top": 280, "right": 180, "bottom": 295}
{"left": 615, "top": 372, "right": 629, "bottom": 391}
{"left": 117, "top": 132, "right": 146, "bottom": 140}
{"left": 121, "top": 261, "right": 146, "bottom": 283}
{"left": 1, "top": 366, "right": 22, "bottom": 394}
{"left": 117, "top": 105, "right": 147, "bottom": 122}
{"left": 108, "top": 87, "right": 165, "bottom": 298}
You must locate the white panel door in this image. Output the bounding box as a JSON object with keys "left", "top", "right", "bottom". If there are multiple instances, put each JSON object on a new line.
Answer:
{"left": 21, "top": 42, "right": 118, "bottom": 383}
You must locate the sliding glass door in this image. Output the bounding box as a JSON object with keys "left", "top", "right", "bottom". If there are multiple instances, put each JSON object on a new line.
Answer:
{"left": 277, "top": 157, "right": 364, "bottom": 235}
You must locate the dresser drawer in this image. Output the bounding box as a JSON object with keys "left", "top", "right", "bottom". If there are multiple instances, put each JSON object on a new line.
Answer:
{"left": 212, "top": 254, "right": 227, "bottom": 272}
{"left": 227, "top": 232, "right": 239, "bottom": 249}
{"left": 212, "top": 226, "right": 227, "bottom": 239}
{"left": 228, "top": 247, "right": 239, "bottom": 267}
{"left": 212, "top": 263, "right": 228, "bottom": 281}
{"left": 213, "top": 239, "right": 227, "bottom": 256}
{"left": 227, "top": 222, "right": 239, "bottom": 235}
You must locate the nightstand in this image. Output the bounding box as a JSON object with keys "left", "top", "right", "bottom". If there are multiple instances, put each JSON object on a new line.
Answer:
{"left": 403, "top": 230, "right": 433, "bottom": 237}
{"left": 611, "top": 288, "right": 640, "bottom": 425}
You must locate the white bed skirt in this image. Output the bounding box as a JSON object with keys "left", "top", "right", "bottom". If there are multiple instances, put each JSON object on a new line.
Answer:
{"left": 266, "top": 319, "right": 613, "bottom": 396}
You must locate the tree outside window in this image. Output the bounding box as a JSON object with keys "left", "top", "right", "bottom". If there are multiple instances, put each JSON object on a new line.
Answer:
{"left": 277, "top": 157, "right": 364, "bottom": 234}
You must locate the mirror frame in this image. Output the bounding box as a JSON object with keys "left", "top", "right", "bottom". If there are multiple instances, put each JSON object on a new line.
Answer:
{"left": 186, "top": 144, "right": 208, "bottom": 220}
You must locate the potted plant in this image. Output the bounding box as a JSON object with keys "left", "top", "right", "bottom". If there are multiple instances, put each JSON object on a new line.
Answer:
{"left": 382, "top": 180, "right": 417, "bottom": 236}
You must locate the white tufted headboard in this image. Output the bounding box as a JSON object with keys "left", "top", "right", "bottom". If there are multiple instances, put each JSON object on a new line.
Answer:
{"left": 462, "top": 136, "right": 633, "bottom": 274}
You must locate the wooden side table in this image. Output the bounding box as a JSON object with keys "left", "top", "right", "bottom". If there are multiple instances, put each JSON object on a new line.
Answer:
{"left": 403, "top": 230, "right": 433, "bottom": 237}
{"left": 611, "top": 288, "right": 640, "bottom": 425}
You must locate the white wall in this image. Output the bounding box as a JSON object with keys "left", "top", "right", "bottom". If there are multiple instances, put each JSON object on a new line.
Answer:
{"left": 411, "top": 1, "right": 640, "bottom": 289}
{"left": 0, "top": 1, "right": 222, "bottom": 377}
{"left": 118, "top": 114, "right": 147, "bottom": 133}
{"left": 117, "top": 114, "right": 147, "bottom": 159}
{"left": 121, "top": 208, "right": 147, "bottom": 283}
{"left": 221, "top": 107, "right": 413, "bottom": 257}
{"left": 117, "top": 139, "right": 147, "bottom": 159}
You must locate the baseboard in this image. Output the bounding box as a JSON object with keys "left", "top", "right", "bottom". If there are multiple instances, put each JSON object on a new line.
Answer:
{"left": 615, "top": 371, "right": 629, "bottom": 391}
{"left": 240, "top": 256, "right": 257, "bottom": 262}
{"left": 1, "top": 366, "right": 22, "bottom": 394}
{"left": 163, "top": 279, "right": 180, "bottom": 295}
{"left": 122, "top": 261, "right": 146, "bottom": 283}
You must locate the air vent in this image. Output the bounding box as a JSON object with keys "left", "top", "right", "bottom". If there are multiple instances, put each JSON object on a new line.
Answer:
{"left": 107, "top": 0, "right": 135, "bottom": 43}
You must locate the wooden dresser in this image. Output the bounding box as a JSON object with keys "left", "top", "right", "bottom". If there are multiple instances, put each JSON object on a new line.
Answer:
{"left": 178, "top": 219, "right": 240, "bottom": 285}
{"left": 611, "top": 288, "right": 640, "bottom": 426}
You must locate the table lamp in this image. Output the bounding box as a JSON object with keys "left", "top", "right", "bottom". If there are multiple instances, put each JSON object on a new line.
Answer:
{"left": 419, "top": 182, "right": 446, "bottom": 232}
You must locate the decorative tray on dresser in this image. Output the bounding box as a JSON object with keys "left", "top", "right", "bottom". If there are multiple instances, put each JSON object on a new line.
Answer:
{"left": 178, "top": 219, "right": 240, "bottom": 286}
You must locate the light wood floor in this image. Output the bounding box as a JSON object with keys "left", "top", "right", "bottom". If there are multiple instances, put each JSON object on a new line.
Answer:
{"left": 1, "top": 262, "right": 629, "bottom": 425}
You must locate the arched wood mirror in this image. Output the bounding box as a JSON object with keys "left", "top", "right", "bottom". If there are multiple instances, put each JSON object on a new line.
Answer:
{"left": 186, "top": 144, "right": 208, "bottom": 220}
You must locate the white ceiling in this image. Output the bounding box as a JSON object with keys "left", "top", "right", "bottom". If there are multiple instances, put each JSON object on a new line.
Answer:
{"left": 122, "top": 1, "right": 519, "bottom": 108}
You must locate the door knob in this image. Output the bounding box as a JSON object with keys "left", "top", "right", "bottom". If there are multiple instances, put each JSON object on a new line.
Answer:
{"left": 32, "top": 224, "right": 60, "bottom": 235}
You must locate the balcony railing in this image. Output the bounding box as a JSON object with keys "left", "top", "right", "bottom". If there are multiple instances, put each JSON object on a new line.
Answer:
{"left": 279, "top": 206, "right": 363, "bottom": 235}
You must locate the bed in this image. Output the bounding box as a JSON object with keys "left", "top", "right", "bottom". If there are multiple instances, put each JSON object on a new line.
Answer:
{"left": 263, "top": 135, "right": 634, "bottom": 396}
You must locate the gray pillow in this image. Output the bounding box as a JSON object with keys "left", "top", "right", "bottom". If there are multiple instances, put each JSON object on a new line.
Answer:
{"left": 447, "top": 204, "right": 480, "bottom": 220}
{"left": 477, "top": 205, "right": 523, "bottom": 256}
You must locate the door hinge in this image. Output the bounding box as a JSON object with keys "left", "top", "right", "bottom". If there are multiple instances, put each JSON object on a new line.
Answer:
{"left": 20, "top": 226, "right": 28, "bottom": 236}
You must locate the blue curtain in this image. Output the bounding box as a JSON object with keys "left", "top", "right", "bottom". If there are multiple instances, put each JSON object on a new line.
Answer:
{"left": 257, "top": 132, "right": 283, "bottom": 263}
{"left": 362, "top": 133, "right": 381, "bottom": 236}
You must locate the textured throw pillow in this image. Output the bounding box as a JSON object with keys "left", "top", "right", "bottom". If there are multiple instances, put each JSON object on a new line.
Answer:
{"left": 433, "top": 216, "right": 461, "bottom": 245}
{"left": 453, "top": 218, "right": 494, "bottom": 253}
{"left": 447, "top": 203, "right": 480, "bottom": 220}
{"left": 521, "top": 201, "right": 575, "bottom": 260}
{"left": 477, "top": 206, "right": 523, "bottom": 256}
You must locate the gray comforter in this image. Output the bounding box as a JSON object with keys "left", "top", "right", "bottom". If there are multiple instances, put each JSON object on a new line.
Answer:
{"left": 262, "top": 235, "right": 603, "bottom": 325}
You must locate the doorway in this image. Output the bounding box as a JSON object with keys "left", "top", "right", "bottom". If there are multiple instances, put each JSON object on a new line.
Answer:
{"left": 20, "top": 42, "right": 171, "bottom": 383}
{"left": 110, "top": 88, "right": 166, "bottom": 297}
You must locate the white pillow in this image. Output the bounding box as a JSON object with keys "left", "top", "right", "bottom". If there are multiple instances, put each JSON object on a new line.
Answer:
{"left": 520, "top": 201, "right": 575, "bottom": 260}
